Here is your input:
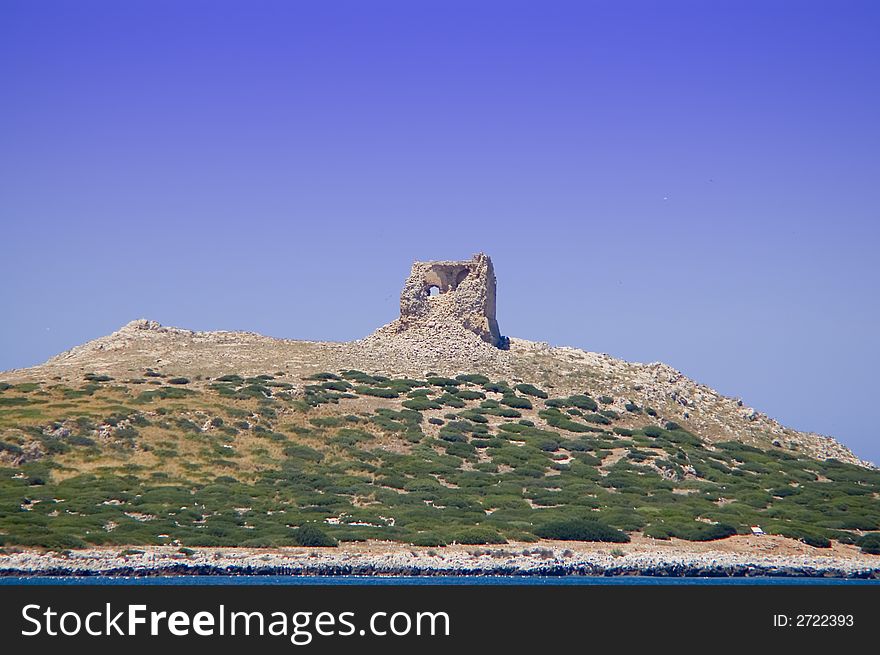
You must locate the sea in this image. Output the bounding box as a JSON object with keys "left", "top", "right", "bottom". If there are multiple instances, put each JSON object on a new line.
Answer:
{"left": 1, "top": 575, "right": 877, "bottom": 586}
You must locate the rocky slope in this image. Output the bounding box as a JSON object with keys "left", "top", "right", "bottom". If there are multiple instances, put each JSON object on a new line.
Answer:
{"left": 1, "top": 317, "right": 867, "bottom": 468}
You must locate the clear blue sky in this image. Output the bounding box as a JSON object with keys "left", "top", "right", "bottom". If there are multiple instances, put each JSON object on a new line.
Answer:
{"left": 1, "top": 1, "right": 878, "bottom": 462}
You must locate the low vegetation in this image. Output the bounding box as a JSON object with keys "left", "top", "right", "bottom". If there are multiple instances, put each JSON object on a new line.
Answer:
{"left": 0, "top": 371, "right": 878, "bottom": 551}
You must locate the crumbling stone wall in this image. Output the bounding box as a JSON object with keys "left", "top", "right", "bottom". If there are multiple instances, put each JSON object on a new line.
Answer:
{"left": 393, "top": 253, "right": 505, "bottom": 347}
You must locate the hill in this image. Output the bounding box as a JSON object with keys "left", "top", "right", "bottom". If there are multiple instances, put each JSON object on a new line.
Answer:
{"left": 1, "top": 254, "right": 878, "bottom": 557}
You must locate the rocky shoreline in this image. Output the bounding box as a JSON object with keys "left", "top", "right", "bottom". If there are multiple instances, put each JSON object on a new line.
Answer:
{"left": 2, "top": 543, "right": 879, "bottom": 579}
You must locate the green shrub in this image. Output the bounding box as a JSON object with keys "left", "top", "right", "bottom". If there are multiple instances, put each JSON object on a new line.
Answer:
{"left": 501, "top": 395, "right": 532, "bottom": 409}
{"left": 310, "top": 416, "right": 345, "bottom": 428}
{"left": 856, "top": 533, "right": 880, "bottom": 555}
{"left": 427, "top": 377, "right": 460, "bottom": 387}
{"left": 290, "top": 524, "right": 337, "bottom": 547}
{"left": 355, "top": 386, "right": 399, "bottom": 398}
{"left": 439, "top": 393, "right": 466, "bottom": 408}
{"left": 645, "top": 520, "right": 737, "bottom": 542}
{"left": 283, "top": 444, "right": 324, "bottom": 461}
{"left": 0, "top": 397, "right": 32, "bottom": 406}
{"left": 539, "top": 408, "right": 601, "bottom": 434}
{"left": 534, "top": 519, "right": 629, "bottom": 543}
{"left": 402, "top": 397, "right": 442, "bottom": 411}
{"left": 515, "top": 383, "right": 548, "bottom": 399}
{"left": 322, "top": 381, "right": 352, "bottom": 391}
{"left": 456, "top": 374, "right": 490, "bottom": 385}
{"left": 167, "top": 377, "right": 190, "bottom": 385}
{"left": 643, "top": 426, "right": 663, "bottom": 438}
{"left": 0, "top": 441, "right": 23, "bottom": 455}
{"left": 598, "top": 395, "right": 614, "bottom": 405}
{"left": 567, "top": 395, "right": 598, "bottom": 411}
{"left": 455, "top": 389, "right": 485, "bottom": 400}
{"left": 458, "top": 410, "right": 488, "bottom": 423}
{"left": 84, "top": 373, "right": 113, "bottom": 382}
{"left": 409, "top": 533, "right": 447, "bottom": 547}
{"left": 308, "top": 372, "right": 341, "bottom": 381}
{"left": 445, "top": 441, "right": 476, "bottom": 458}
{"left": 773, "top": 527, "right": 831, "bottom": 549}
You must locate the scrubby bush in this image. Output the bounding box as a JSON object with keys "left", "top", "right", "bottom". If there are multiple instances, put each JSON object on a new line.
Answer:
{"left": 355, "top": 386, "right": 399, "bottom": 398}
{"left": 322, "top": 381, "right": 352, "bottom": 392}
{"left": 501, "top": 395, "right": 532, "bottom": 409}
{"left": 534, "top": 519, "right": 629, "bottom": 543}
{"left": 456, "top": 374, "right": 490, "bottom": 385}
{"left": 0, "top": 441, "right": 23, "bottom": 455}
{"left": 856, "top": 533, "right": 880, "bottom": 555}
{"left": 482, "top": 382, "right": 512, "bottom": 394}
{"left": 438, "top": 430, "right": 467, "bottom": 443}
{"left": 427, "top": 376, "right": 460, "bottom": 387}
{"left": 539, "top": 409, "right": 601, "bottom": 434}
{"left": 283, "top": 444, "right": 324, "bottom": 461}
{"left": 84, "top": 373, "right": 113, "bottom": 382}
{"left": 458, "top": 410, "right": 488, "bottom": 423}
{"left": 409, "top": 533, "right": 447, "bottom": 547}
{"left": 645, "top": 520, "right": 737, "bottom": 542}
{"left": 515, "top": 383, "right": 548, "bottom": 399}
{"left": 567, "top": 395, "right": 598, "bottom": 411}
{"left": 774, "top": 527, "right": 831, "bottom": 549}
{"left": 167, "top": 377, "right": 190, "bottom": 385}
{"left": 402, "top": 397, "right": 442, "bottom": 411}
{"left": 290, "top": 524, "right": 337, "bottom": 547}
{"left": 445, "top": 441, "right": 476, "bottom": 458}
{"left": 439, "top": 393, "right": 466, "bottom": 408}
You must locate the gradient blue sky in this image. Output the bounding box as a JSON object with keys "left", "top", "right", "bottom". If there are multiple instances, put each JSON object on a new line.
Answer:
{"left": 1, "top": 1, "right": 878, "bottom": 462}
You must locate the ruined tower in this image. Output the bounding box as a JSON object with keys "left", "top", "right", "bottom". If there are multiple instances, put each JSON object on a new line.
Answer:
{"left": 392, "top": 253, "right": 505, "bottom": 348}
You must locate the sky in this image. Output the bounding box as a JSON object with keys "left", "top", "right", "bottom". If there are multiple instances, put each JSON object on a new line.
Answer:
{"left": 1, "top": 1, "right": 878, "bottom": 462}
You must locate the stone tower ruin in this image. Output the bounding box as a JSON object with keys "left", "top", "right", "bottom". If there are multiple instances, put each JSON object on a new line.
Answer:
{"left": 391, "top": 253, "right": 505, "bottom": 348}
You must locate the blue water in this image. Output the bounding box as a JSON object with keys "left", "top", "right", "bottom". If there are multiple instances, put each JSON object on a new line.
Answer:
{"left": 1, "top": 575, "right": 877, "bottom": 586}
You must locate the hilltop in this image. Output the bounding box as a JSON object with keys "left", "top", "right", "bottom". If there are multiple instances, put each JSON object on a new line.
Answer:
{"left": 1, "top": 254, "right": 878, "bottom": 561}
